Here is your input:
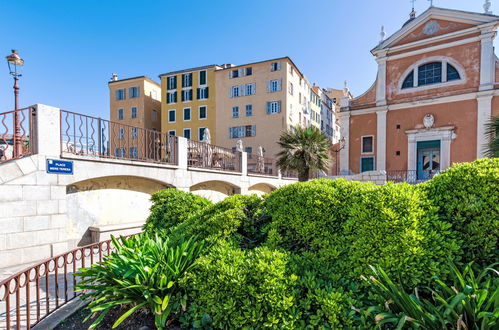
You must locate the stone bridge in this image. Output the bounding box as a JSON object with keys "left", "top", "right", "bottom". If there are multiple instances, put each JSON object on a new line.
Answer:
{"left": 0, "top": 105, "right": 296, "bottom": 270}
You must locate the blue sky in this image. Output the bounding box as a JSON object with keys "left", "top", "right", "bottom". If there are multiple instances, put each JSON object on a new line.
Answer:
{"left": 0, "top": 0, "right": 496, "bottom": 119}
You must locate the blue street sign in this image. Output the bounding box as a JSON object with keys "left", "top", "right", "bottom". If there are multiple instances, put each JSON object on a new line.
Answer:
{"left": 46, "top": 159, "right": 74, "bottom": 175}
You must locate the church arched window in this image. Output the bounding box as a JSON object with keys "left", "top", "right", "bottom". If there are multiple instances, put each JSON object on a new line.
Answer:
{"left": 400, "top": 59, "right": 463, "bottom": 91}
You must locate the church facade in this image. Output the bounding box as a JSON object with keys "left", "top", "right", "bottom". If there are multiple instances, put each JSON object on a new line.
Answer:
{"left": 339, "top": 6, "right": 499, "bottom": 181}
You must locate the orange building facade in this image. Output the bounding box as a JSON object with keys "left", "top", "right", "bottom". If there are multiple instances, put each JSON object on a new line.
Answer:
{"left": 339, "top": 6, "right": 499, "bottom": 180}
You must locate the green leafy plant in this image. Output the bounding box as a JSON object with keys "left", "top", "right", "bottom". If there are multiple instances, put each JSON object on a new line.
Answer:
{"left": 276, "top": 125, "right": 331, "bottom": 181}
{"left": 421, "top": 158, "right": 499, "bottom": 266}
{"left": 360, "top": 262, "right": 499, "bottom": 329}
{"left": 76, "top": 234, "right": 205, "bottom": 329}
{"left": 484, "top": 116, "right": 499, "bottom": 157}
{"left": 143, "top": 189, "right": 211, "bottom": 234}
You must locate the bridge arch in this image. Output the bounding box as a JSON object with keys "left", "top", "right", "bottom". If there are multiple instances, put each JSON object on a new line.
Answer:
{"left": 248, "top": 182, "right": 277, "bottom": 195}
{"left": 190, "top": 180, "right": 241, "bottom": 202}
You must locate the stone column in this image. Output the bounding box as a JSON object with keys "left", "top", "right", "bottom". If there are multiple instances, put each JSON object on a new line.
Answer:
{"left": 177, "top": 137, "right": 188, "bottom": 170}
{"left": 476, "top": 93, "right": 493, "bottom": 158}
{"left": 35, "top": 104, "right": 61, "bottom": 157}
{"left": 241, "top": 152, "right": 248, "bottom": 176}
{"left": 479, "top": 31, "right": 496, "bottom": 91}
{"left": 407, "top": 134, "right": 417, "bottom": 172}
{"left": 339, "top": 112, "right": 350, "bottom": 174}
{"left": 440, "top": 131, "right": 453, "bottom": 170}
{"left": 376, "top": 53, "right": 387, "bottom": 106}
{"left": 376, "top": 109, "right": 388, "bottom": 171}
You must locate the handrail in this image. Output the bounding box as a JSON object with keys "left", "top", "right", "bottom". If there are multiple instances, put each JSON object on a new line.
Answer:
{"left": 0, "top": 107, "right": 37, "bottom": 164}
{"left": 187, "top": 139, "right": 242, "bottom": 172}
{"left": 247, "top": 153, "right": 278, "bottom": 177}
{"left": 60, "top": 110, "right": 178, "bottom": 165}
{"left": 0, "top": 238, "right": 118, "bottom": 329}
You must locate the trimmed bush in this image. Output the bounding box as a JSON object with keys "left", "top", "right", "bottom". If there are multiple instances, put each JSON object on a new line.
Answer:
{"left": 342, "top": 182, "right": 458, "bottom": 288}
{"left": 181, "top": 242, "right": 356, "bottom": 329}
{"left": 265, "top": 179, "right": 374, "bottom": 253}
{"left": 170, "top": 194, "right": 267, "bottom": 248}
{"left": 421, "top": 158, "right": 499, "bottom": 266}
{"left": 143, "top": 189, "right": 211, "bottom": 234}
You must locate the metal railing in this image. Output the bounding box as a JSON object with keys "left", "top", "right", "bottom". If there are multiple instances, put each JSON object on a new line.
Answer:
{"left": 187, "top": 140, "right": 241, "bottom": 172}
{"left": 247, "top": 154, "right": 278, "bottom": 177}
{"left": 0, "top": 239, "right": 117, "bottom": 329}
{"left": 60, "top": 110, "right": 178, "bottom": 165}
{"left": 386, "top": 170, "right": 441, "bottom": 184}
{"left": 282, "top": 170, "right": 299, "bottom": 179}
{"left": 0, "top": 107, "right": 36, "bottom": 164}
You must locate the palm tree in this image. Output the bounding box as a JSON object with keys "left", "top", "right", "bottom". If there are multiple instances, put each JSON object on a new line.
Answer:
{"left": 276, "top": 126, "right": 331, "bottom": 182}
{"left": 484, "top": 116, "right": 499, "bottom": 158}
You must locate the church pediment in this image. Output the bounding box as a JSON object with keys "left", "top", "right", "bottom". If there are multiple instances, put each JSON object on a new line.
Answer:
{"left": 372, "top": 7, "right": 499, "bottom": 54}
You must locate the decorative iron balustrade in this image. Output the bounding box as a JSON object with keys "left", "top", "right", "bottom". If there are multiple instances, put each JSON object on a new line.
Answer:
{"left": 247, "top": 153, "right": 278, "bottom": 177}
{"left": 187, "top": 140, "right": 242, "bottom": 172}
{"left": 0, "top": 239, "right": 119, "bottom": 329}
{"left": 60, "top": 110, "right": 177, "bottom": 165}
{"left": 386, "top": 170, "right": 441, "bottom": 184}
{"left": 0, "top": 107, "right": 36, "bottom": 164}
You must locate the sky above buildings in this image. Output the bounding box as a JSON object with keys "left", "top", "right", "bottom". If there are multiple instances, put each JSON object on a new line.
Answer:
{"left": 0, "top": 0, "right": 496, "bottom": 118}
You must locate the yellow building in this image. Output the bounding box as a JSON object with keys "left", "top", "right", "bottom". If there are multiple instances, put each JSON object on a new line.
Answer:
{"left": 159, "top": 65, "right": 219, "bottom": 142}
{"left": 215, "top": 57, "right": 321, "bottom": 158}
{"left": 108, "top": 75, "right": 161, "bottom": 130}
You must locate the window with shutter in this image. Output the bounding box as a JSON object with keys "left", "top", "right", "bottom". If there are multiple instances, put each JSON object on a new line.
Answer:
{"left": 232, "top": 106, "right": 239, "bottom": 118}
{"left": 205, "top": 87, "right": 209, "bottom": 98}
{"left": 197, "top": 88, "right": 200, "bottom": 99}
{"left": 266, "top": 102, "right": 271, "bottom": 114}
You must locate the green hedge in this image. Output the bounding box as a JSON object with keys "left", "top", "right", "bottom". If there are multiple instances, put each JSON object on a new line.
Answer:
{"left": 170, "top": 194, "right": 267, "bottom": 248}
{"left": 143, "top": 189, "right": 211, "bottom": 234}
{"left": 422, "top": 158, "right": 499, "bottom": 266}
{"left": 265, "top": 179, "right": 458, "bottom": 289}
{"left": 181, "top": 242, "right": 356, "bottom": 329}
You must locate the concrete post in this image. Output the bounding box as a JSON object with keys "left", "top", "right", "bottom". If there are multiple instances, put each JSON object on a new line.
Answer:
{"left": 376, "top": 109, "right": 388, "bottom": 171}
{"left": 479, "top": 31, "right": 496, "bottom": 91}
{"left": 35, "top": 104, "right": 61, "bottom": 157}
{"left": 241, "top": 152, "right": 248, "bottom": 176}
{"left": 375, "top": 53, "right": 387, "bottom": 106}
{"left": 339, "top": 113, "right": 350, "bottom": 174}
{"left": 177, "top": 137, "right": 188, "bottom": 170}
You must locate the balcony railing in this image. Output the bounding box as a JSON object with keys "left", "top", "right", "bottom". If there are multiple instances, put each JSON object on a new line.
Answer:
{"left": 60, "top": 110, "right": 177, "bottom": 165}
{"left": 0, "top": 239, "right": 118, "bottom": 330}
{"left": 247, "top": 153, "right": 278, "bottom": 177}
{"left": 187, "top": 140, "right": 241, "bottom": 172}
{"left": 386, "top": 170, "right": 441, "bottom": 184}
{"left": 0, "top": 107, "right": 37, "bottom": 164}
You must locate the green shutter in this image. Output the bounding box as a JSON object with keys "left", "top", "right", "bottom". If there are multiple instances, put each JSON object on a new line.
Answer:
{"left": 361, "top": 157, "right": 375, "bottom": 172}
{"left": 266, "top": 102, "right": 271, "bottom": 114}
{"left": 206, "top": 87, "right": 209, "bottom": 98}
{"left": 182, "top": 74, "right": 185, "bottom": 87}
{"left": 197, "top": 88, "right": 200, "bottom": 99}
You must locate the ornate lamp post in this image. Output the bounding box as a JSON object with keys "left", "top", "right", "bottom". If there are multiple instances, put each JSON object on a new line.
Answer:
{"left": 6, "top": 50, "right": 25, "bottom": 158}
{"left": 332, "top": 137, "right": 346, "bottom": 176}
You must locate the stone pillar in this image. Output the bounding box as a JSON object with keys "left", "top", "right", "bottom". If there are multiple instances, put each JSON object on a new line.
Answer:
{"left": 376, "top": 109, "right": 388, "bottom": 171}
{"left": 376, "top": 53, "right": 387, "bottom": 106}
{"left": 407, "top": 134, "right": 417, "bottom": 172}
{"left": 440, "top": 131, "right": 452, "bottom": 170}
{"left": 339, "top": 112, "right": 350, "bottom": 174}
{"left": 177, "top": 137, "right": 188, "bottom": 170}
{"left": 479, "top": 31, "right": 496, "bottom": 91}
{"left": 476, "top": 93, "right": 493, "bottom": 158}
{"left": 241, "top": 152, "right": 248, "bottom": 176}
{"left": 35, "top": 104, "right": 61, "bottom": 157}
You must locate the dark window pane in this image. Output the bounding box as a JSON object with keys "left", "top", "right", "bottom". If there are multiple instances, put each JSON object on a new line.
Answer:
{"left": 447, "top": 64, "right": 460, "bottom": 81}
{"left": 418, "top": 62, "right": 442, "bottom": 86}
{"left": 402, "top": 71, "right": 414, "bottom": 89}
{"left": 362, "top": 136, "right": 373, "bottom": 153}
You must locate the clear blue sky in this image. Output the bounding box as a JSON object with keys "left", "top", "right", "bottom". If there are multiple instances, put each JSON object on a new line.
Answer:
{"left": 0, "top": 0, "right": 496, "bottom": 119}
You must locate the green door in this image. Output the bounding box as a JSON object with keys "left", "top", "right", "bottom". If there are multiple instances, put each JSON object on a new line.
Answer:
{"left": 361, "top": 157, "right": 375, "bottom": 173}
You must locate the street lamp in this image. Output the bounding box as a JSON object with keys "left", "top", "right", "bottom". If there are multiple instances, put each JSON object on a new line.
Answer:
{"left": 332, "top": 137, "right": 346, "bottom": 175}
{"left": 6, "top": 49, "right": 25, "bottom": 158}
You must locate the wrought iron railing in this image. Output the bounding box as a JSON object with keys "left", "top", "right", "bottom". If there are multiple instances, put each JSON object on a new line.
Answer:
{"left": 282, "top": 170, "right": 299, "bottom": 179}
{"left": 247, "top": 154, "right": 278, "bottom": 177}
{"left": 0, "top": 239, "right": 117, "bottom": 329}
{"left": 0, "top": 107, "right": 36, "bottom": 164}
{"left": 386, "top": 170, "right": 441, "bottom": 184}
{"left": 60, "top": 110, "right": 177, "bottom": 165}
{"left": 187, "top": 140, "right": 241, "bottom": 172}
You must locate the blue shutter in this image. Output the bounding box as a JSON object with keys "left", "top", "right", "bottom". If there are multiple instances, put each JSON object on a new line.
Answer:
{"left": 251, "top": 125, "right": 256, "bottom": 137}
{"left": 277, "top": 101, "right": 282, "bottom": 113}
{"left": 266, "top": 81, "right": 271, "bottom": 92}
{"left": 266, "top": 102, "right": 271, "bottom": 114}
{"left": 230, "top": 87, "right": 233, "bottom": 98}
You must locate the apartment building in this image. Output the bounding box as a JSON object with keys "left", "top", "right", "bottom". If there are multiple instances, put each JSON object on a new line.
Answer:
{"left": 108, "top": 75, "right": 161, "bottom": 130}
{"left": 314, "top": 86, "right": 337, "bottom": 143}
{"left": 159, "top": 65, "right": 219, "bottom": 142}
{"left": 325, "top": 88, "right": 343, "bottom": 143}
{"left": 215, "top": 57, "right": 320, "bottom": 157}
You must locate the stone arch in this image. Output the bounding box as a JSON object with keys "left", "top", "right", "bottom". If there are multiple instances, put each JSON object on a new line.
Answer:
{"left": 190, "top": 180, "right": 241, "bottom": 202}
{"left": 65, "top": 176, "right": 174, "bottom": 246}
{"left": 248, "top": 182, "right": 277, "bottom": 196}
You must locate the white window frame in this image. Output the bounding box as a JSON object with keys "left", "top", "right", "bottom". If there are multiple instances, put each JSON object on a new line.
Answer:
{"left": 246, "top": 104, "right": 252, "bottom": 116}
{"left": 119, "top": 128, "right": 125, "bottom": 140}
{"left": 182, "top": 89, "right": 192, "bottom": 102}
{"left": 246, "top": 83, "right": 255, "bottom": 95}
{"left": 129, "top": 86, "right": 139, "bottom": 98}
{"left": 131, "top": 107, "right": 137, "bottom": 119}
{"left": 183, "top": 107, "right": 191, "bottom": 122}
{"left": 167, "top": 91, "right": 176, "bottom": 104}
{"left": 131, "top": 127, "right": 138, "bottom": 139}
{"left": 231, "top": 86, "right": 240, "bottom": 98}
{"left": 397, "top": 56, "right": 467, "bottom": 94}
{"left": 116, "top": 89, "right": 125, "bottom": 100}
{"left": 232, "top": 106, "right": 239, "bottom": 118}
{"left": 361, "top": 135, "right": 374, "bottom": 154}
{"left": 168, "top": 109, "right": 176, "bottom": 123}
{"left": 198, "top": 105, "right": 207, "bottom": 120}
{"left": 167, "top": 76, "right": 176, "bottom": 90}
{"left": 198, "top": 127, "right": 207, "bottom": 142}
{"left": 198, "top": 87, "right": 208, "bottom": 100}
